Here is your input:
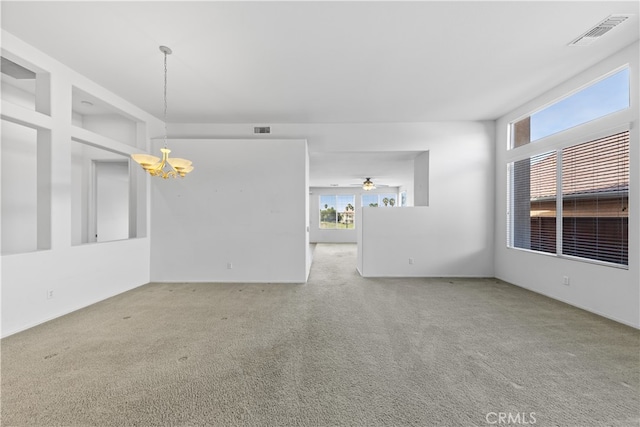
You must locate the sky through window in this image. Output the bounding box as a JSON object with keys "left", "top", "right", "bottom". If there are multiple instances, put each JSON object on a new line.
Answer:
{"left": 530, "top": 68, "right": 629, "bottom": 142}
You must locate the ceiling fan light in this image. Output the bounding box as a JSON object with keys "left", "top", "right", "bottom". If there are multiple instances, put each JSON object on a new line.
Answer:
{"left": 362, "top": 178, "right": 376, "bottom": 191}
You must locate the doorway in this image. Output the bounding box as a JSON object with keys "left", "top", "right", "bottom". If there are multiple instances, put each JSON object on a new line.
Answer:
{"left": 92, "top": 160, "right": 130, "bottom": 242}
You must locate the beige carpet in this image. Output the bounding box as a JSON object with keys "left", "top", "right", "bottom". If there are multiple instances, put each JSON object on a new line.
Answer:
{"left": 1, "top": 243, "right": 638, "bottom": 426}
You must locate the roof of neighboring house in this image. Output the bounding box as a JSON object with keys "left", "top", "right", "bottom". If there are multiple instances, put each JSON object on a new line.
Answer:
{"left": 529, "top": 131, "right": 629, "bottom": 200}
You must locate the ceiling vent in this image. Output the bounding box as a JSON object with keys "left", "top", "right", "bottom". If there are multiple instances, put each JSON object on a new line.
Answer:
{"left": 1, "top": 57, "right": 36, "bottom": 79}
{"left": 254, "top": 126, "right": 271, "bottom": 134}
{"left": 570, "top": 15, "right": 630, "bottom": 46}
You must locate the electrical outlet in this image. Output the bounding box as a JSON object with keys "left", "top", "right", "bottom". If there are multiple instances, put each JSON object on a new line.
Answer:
{"left": 227, "top": 262, "right": 233, "bottom": 269}
{"left": 409, "top": 258, "right": 414, "bottom": 265}
{"left": 46, "top": 289, "right": 54, "bottom": 299}
{"left": 563, "top": 276, "right": 570, "bottom": 286}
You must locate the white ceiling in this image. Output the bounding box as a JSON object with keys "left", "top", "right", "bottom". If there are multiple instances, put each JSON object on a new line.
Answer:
{"left": 2, "top": 1, "right": 638, "bottom": 187}
{"left": 310, "top": 151, "right": 421, "bottom": 188}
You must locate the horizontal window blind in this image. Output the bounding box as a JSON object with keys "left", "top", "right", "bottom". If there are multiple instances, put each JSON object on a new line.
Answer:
{"left": 562, "top": 131, "right": 629, "bottom": 265}
{"left": 509, "top": 151, "right": 557, "bottom": 254}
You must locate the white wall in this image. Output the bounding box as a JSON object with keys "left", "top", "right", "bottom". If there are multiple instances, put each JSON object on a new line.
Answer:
{"left": 150, "top": 138, "right": 309, "bottom": 283}
{"left": 1, "top": 240, "right": 150, "bottom": 336}
{"left": 168, "top": 122, "right": 494, "bottom": 156}
{"left": 1, "top": 77, "right": 35, "bottom": 109}
{"left": 82, "top": 114, "right": 137, "bottom": 147}
{"left": 358, "top": 122, "right": 494, "bottom": 277}
{"left": 169, "top": 121, "right": 495, "bottom": 274}
{"left": 414, "top": 151, "right": 429, "bottom": 206}
{"left": 1, "top": 31, "right": 162, "bottom": 337}
{"left": 494, "top": 42, "right": 640, "bottom": 328}
{"left": 310, "top": 186, "right": 400, "bottom": 243}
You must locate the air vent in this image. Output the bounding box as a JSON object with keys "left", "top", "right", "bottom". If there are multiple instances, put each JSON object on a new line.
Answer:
{"left": 1, "top": 57, "right": 36, "bottom": 79}
{"left": 570, "top": 15, "right": 630, "bottom": 46}
{"left": 254, "top": 126, "right": 271, "bottom": 134}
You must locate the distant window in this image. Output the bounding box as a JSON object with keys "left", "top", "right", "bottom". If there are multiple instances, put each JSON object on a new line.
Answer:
{"left": 319, "top": 195, "right": 355, "bottom": 229}
{"left": 362, "top": 193, "right": 398, "bottom": 207}
{"left": 511, "top": 68, "right": 629, "bottom": 148}
{"left": 362, "top": 194, "right": 378, "bottom": 207}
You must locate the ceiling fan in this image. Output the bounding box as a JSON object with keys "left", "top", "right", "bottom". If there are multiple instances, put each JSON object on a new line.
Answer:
{"left": 349, "top": 177, "right": 389, "bottom": 191}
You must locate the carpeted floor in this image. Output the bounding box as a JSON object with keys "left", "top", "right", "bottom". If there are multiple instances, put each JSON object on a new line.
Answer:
{"left": 1, "top": 243, "right": 638, "bottom": 426}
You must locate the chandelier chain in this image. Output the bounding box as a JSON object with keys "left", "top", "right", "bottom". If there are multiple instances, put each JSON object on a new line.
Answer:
{"left": 163, "top": 49, "right": 168, "bottom": 148}
{"left": 131, "top": 45, "right": 193, "bottom": 179}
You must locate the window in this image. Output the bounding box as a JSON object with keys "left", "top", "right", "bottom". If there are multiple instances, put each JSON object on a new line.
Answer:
{"left": 508, "top": 131, "right": 629, "bottom": 266}
{"left": 319, "top": 195, "right": 355, "bottom": 229}
{"left": 562, "top": 132, "right": 629, "bottom": 265}
{"left": 508, "top": 151, "right": 557, "bottom": 254}
{"left": 512, "top": 67, "right": 629, "bottom": 148}
{"left": 362, "top": 193, "right": 398, "bottom": 207}
{"left": 508, "top": 64, "right": 631, "bottom": 268}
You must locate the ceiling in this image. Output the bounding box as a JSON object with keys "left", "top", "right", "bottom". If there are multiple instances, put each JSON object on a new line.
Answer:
{"left": 2, "top": 1, "right": 638, "bottom": 188}
{"left": 310, "top": 151, "right": 421, "bottom": 188}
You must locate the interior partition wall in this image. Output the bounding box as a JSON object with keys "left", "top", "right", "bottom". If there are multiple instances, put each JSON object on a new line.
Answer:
{"left": 0, "top": 31, "right": 163, "bottom": 337}
{"left": 150, "top": 138, "right": 310, "bottom": 283}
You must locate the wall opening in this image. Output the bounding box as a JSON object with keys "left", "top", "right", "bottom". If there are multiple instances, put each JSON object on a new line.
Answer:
{"left": 1, "top": 54, "right": 50, "bottom": 115}
{"left": 72, "top": 86, "right": 139, "bottom": 147}
{"left": 1, "top": 119, "right": 51, "bottom": 255}
{"left": 71, "top": 140, "right": 138, "bottom": 245}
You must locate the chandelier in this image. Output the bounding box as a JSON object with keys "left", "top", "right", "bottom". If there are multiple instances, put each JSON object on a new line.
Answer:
{"left": 132, "top": 46, "right": 193, "bottom": 179}
{"left": 362, "top": 178, "right": 376, "bottom": 191}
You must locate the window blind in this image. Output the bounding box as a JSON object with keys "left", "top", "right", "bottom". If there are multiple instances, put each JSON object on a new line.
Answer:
{"left": 562, "top": 131, "right": 629, "bottom": 265}
{"left": 509, "top": 151, "right": 557, "bottom": 254}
